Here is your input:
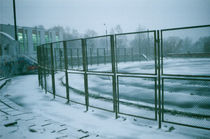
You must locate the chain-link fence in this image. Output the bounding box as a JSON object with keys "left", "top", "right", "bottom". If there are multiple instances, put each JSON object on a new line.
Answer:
{"left": 161, "top": 25, "right": 210, "bottom": 130}
{"left": 38, "top": 25, "right": 210, "bottom": 130}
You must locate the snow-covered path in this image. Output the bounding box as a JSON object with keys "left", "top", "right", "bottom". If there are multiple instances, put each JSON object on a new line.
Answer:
{"left": 0, "top": 95, "right": 93, "bottom": 139}
{"left": 0, "top": 75, "right": 210, "bottom": 139}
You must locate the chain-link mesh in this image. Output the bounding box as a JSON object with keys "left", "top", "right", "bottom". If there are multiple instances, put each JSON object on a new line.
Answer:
{"left": 66, "top": 40, "right": 83, "bottom": 70}
{"left": 163, "top": 78, "right": 210, "bottom": 128}
{"left": 86, "top": 36, "right": 112, "bottom": 72}
{"left": 118, "top": 76, "right": 157, "bottom": 120}
{"left": 162, "top": 26, "right": 210, "bottom": 76}
{"left": 37, "top": 25, "right": 210, "bottom": 130}
{"left": 115, "top": 31, "right": 156, "bottom": 74}
{"left": 88, "top": 74, "right": 113, "bottom": 111}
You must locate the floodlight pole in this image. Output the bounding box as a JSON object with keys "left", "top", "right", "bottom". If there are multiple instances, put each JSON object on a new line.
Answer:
{"left": 13, "top": 0, "right": 18, "bottom": 40}
{"left": 104, "top": 23, "right": 108, "bottom": 47}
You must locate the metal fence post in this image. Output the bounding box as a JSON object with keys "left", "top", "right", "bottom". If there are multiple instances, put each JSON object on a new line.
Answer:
{"left": 46, "top": 48, "right": 50, "bottom": 75}
{"left": 90, "top": 48, "right": 93, "bottom": 65}
{"left": 40, "top": 46, "right": 44, "bottom": 89}
{"left": 70, "top": 48, "right": 73, "bottom": 69}
{"left": 160, "top": 31, "right": 164, "bottom": 122}
{"left": 111, "top": 35, "right": 118, "bottom": 119}
{"left": 37, "top": 46, "right": 41, "bottom": 86}
{"left": 154, "top": 31, "right": 158, "bottom": 120}
{"left": 124, "top": 48, "right": 126, "bottom": 62}
{"left": 41, "top": 47, "right": 44, "bottom": 88}
{"left": 59, "top": 48, "right": 62, "bottom": 69}
{"left": 97, "top": 48, "right": 99, "bottom": 65}
{"left": 41, "top": 46, "right": 47, "bottom": 94}
{"left": 82, "top": 39, "right": 89, "bottom": 111}
{"left": 104, "top": 48, "right": 106, "bottom": 64}
{"left": 139, "top": 44, "right": 141, "bottom": 61}
{"left": 50, "top": 43, "right": 56, "bottom": 99}
{"left": 157, "top": 30, "right": 162, "bottom": 128}
{"left": 63, "top": 41, "right": 70, "bottom": 103}
{"left": 77, "top": 48, "right": 80, "bottom": 67}
{"left": 131, "top": 48, "right": 134, "bottom": 61}
{"left": 54, "top": 48, "right": 57, "bottom": 69}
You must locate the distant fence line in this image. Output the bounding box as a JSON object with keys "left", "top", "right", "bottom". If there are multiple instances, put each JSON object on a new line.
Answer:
{"left": 37, "top": 25, "right": 210, "bottom": 130}
{"left": 50, "top": 47, "right": 151, "bottom": 69}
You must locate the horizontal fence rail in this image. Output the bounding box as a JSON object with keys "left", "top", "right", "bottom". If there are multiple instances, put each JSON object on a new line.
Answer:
{"left": 37, "top": 25, "right": 210, "bottom": 130}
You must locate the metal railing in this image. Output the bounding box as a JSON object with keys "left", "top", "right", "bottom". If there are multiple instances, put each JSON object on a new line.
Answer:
{"left": 37, "top": 25, "right": 210, "bottom": 130}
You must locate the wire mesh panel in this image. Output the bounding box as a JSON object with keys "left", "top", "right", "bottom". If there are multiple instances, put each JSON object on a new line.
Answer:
{"left": 52, "top": 42, "right": 64, "bottom": 98}
{"left": 44, "top": 44, "right": 52, "bottom": 70}
{"left": 43, "top": 46, "right": 50, "bottom": 93}
{"left": 36, "top": 25, "right": 210, "bottom": 130}
{"left": 162, "top": 78, "right": 210, "bottom": 129}
{"left": 67, "top": 73, "right": 85, "bottom": 104}
{"left": 54, "top": 71, "right": 66, "bottom": 98}
{"left": 44, "top": 44, "right": 53, "bottom": 93}
{"left": 118, "top": 76, "right": 157, "bottom": 120}
{"left": 161, "top": 26, "right": 210, "bottom": 76}
{"left": 88, "top": 74, "right": 113, "bottom": 111}
{"left": 116, "top": 31, "right": 156, "bottom": 74}
{"left": 53, "top": 42, "right": 64, "bottom": 71}
{"left": 86, "top": 36, "right": 112, "bottom": 72}
{"left": 66, "top": 40, "right": 83, "bottom": 70}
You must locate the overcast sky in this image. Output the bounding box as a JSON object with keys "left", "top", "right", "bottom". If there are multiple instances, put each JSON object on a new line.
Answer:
{"left": 1, "top": 0, "right": 210, "bottom": 35}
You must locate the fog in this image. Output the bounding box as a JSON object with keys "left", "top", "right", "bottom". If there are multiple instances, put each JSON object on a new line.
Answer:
{"left": 0, "top": 0, "right": 210, "bottom": 34}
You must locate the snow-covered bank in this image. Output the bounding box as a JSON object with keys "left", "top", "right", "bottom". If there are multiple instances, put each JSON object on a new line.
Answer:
{"left": 1, "top": 75, "right": 210, "bottom": 138}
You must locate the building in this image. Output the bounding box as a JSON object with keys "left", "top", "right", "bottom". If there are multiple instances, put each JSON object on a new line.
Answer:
{"left": 0, "top": 31, "right": 17, "bottom": 57}
{"left": 0, "top": 24, "right": 63, "bottom": 58}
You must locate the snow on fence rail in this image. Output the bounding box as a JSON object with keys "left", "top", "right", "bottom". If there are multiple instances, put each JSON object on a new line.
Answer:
{"left": 37, "top": 25, "right": 210, "bottom": 130}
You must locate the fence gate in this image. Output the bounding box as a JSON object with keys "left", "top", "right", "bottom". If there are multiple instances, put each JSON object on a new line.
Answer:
{"left": 160, "top": 25, "right": 210, "bottom": 130}
{"left": 115, "top": 30, "right": 159, "bottom": 124}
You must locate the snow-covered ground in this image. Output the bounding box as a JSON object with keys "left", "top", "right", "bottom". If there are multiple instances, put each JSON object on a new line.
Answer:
{"left": 1, "top": 75, "right": 210, "bottom": 138}
{"left": 86, "top": 58, "right": 210, "bottom": 75}
{"left": 54, "top": 58, "right": 210, "bottom": 128}
{"left": 162, "top": 58, "right": 210, "bottom": 75}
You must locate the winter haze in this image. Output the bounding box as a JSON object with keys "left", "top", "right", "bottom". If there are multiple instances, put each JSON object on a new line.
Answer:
{"left": 1, "top": 0, "right": 210, "bottom": 34}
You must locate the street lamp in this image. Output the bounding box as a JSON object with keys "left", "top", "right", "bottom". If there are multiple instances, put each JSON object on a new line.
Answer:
{"left": 13, "top": 0, "right": 17, "bottom": 41}
{"left": 104, "top": 23, "right": 107, "bottom": 48}
{"left": 104, "top": 23, "right": 108, "bottom": 64}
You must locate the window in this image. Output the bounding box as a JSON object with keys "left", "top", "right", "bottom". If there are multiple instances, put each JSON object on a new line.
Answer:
{"left": 56, "top": 32, "right": 59, "bottom": 41}
{"left": 32, "top": 30, "right": 37, "bottom": 51}
{"left": 49, "top": 32, "right": 52, "bottom": 42}
{"left": 37, "top": 31, "right": 41, "bottom": 45}
{"left": 56, "top": 32, "right": 60, "bottom": 47}
{"left": 18, "top": 29, "right": 24, "bottom": 54}
{"left": 24, "top": 30, "right": 28, "bottom": 54}
{"left": 45, "top": 32, "right": 49, "bottom": 43}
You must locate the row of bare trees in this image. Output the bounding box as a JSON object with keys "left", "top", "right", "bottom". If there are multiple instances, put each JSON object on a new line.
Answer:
{"left": 163, "top": 36, "right": 210, "bottom": 55}
{"left": 37, "top": 25, "right": 210, "bottom": 58}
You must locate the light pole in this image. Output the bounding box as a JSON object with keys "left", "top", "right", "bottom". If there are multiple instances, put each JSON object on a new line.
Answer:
{"left": 13, "top": 0, "right": 18, "bottom": 41}
{"left": 104, "top": 23, "right": 107, "bottom": 48}
{"left": 104, "top": 23, "right": 108, "bottom": 64}
{"left": 147, "top": 29, "right": 150, "bottom": 58}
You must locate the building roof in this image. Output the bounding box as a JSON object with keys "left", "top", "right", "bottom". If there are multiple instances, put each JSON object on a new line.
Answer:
{"left": 0, "top": 31, "right": 15, "bottom": 41}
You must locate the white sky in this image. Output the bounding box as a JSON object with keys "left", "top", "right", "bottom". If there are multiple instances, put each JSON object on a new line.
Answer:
{"left": 1, "top": 0, "right": 210, "bottom": 35}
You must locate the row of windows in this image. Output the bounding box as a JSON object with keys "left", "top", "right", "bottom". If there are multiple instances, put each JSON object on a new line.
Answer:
{"left": 17, "top": 29, "right": 60, "bottom": 54}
